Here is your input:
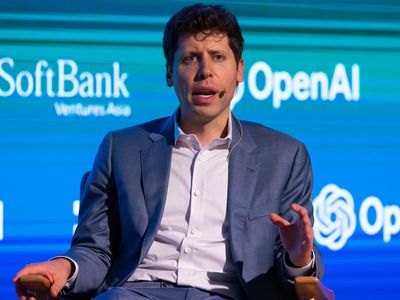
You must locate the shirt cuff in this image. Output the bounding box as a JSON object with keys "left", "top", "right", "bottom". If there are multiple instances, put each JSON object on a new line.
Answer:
{"left": 50, "top": 256, "right": 79, "bottom": 290}
{"left": 284, "top": 249, "right": 315, "bottom": 279}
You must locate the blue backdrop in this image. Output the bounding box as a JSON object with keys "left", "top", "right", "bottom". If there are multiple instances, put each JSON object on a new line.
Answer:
{"left": 1, "top": 1, "right": 400, "bottom": 299}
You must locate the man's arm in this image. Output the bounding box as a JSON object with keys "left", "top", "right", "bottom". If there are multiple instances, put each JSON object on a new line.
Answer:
{"left": 270, "top": 142, "right": 324, "bottom": 286}
{"left": 62, "top": 131, "right": 118, "bottom": 294}
{"left": 13, "top": 132, "right": 117, "bottom": 298}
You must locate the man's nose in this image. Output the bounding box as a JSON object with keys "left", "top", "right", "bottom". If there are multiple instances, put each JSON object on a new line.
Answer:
{"left": 197, "top": 58, "right": 212, "bottom": 80}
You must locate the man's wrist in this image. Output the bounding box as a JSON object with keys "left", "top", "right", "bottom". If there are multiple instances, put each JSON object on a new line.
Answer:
{"left": 52, "top": 257, "right": 74, "bottom": 278}
{"left": 284, "top": 250, "right": 315, "bottom": 279}
{"left": 50, "top": 256, "right": 79, "bottom": 290}
{"left": 286, "top": 251, "right": 312, "bottom": 268}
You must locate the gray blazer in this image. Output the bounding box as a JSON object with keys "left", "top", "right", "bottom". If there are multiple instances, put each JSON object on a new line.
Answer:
{"left": 64, "top": 114, "right": 324, "bottom": 299}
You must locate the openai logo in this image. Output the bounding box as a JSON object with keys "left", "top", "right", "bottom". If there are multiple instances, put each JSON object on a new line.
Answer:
{"left": 313, "top": 184, "right": 357, "bottom": 250}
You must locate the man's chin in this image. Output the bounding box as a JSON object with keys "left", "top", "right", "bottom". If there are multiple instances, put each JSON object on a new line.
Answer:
{"left": 185, "top": 106, "right": 230, "bottom": 124}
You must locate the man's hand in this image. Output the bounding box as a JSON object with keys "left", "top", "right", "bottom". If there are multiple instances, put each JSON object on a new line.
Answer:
{"left": 270, "top": 203, "right": 313, "bottom": 267}
{"left": 13, "top": 258, "right": 73, "bottom": 300}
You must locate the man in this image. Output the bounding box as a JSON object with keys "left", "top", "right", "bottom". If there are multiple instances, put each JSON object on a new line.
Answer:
{"left": 14, "top": 3, "right": 324, "bottom": 300}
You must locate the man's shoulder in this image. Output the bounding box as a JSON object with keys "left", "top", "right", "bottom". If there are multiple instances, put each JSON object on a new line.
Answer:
{"left": 113, "top": 117, "right": 169, "bottom": 135}
{"left": 240, "top": 120, "right": 303, "bottom": 148}
{"left": 105, "top": 116, "right": 171, "bottom": 147}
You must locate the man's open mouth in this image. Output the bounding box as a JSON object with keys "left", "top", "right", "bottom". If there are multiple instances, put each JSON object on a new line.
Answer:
{"left": 192, "top": 89, "right": 218, "bottom": 98}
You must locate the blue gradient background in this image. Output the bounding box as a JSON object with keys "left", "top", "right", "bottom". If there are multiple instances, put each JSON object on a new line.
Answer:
{"left": 1, "top": 1, "right": 400, "bottom": 299}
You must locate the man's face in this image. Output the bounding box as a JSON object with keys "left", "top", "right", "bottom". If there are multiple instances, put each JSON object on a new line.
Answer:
{"left": 167, "top": 32, "right": 244, "bottom": 128}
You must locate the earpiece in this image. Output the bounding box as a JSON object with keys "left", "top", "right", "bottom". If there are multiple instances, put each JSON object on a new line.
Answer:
{"left": 228, "top": 114, "right": 243, "bottom": 157}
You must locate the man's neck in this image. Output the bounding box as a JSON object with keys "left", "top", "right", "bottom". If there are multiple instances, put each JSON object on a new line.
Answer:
{"left": 178, "top": 112, "right": 230, "bottom": 146}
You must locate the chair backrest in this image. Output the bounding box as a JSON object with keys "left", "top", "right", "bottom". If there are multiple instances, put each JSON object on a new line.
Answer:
{"left": 80, "top": 171, "right": 90, "bottom": 198}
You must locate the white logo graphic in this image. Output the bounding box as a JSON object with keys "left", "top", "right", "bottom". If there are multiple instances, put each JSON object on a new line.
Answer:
{"left": 230, "top": 62, "right": 359, "bottom": 108}
{"left": 230, "top": 82, "right": 245, "bottom": 110}
{"left": 313, "top": 184, "right": 357, "bottom": 250}
{"left": 0, "top": 58, "right": 129, "bottom": 99}
{"left": 0, "top": 57, "right": 131, "bottom": 117}
{"left": 73, "top": 199, "right": 80, "bottom": 234}
{"left": 359, "top": 196, "right": 400, "bottom": 243}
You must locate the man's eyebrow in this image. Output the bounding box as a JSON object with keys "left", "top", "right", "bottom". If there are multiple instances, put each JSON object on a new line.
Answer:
{"left": 177, "top": 48, "right": 228, "bottom": 58}
{"left": 208, "top": 49, "right": 227, "bottom": 54}
{"left": 179, "top": 50, "right": 199, "bottom": 57}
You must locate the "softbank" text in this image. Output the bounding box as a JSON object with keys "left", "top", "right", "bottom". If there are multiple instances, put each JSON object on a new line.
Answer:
{"left": 0, "top": 58, "right": 129, "bottom": 99}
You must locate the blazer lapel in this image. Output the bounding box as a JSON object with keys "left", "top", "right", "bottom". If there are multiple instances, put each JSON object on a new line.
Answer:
{"left": 138, "top": 117, "right": 174, "bottom": 261}
{"left": 227, "top": 118, "right": 259, "bottom": 264}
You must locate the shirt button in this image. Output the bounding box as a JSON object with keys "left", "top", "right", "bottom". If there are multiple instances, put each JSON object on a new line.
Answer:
{"left": 184, "top": 247, "right": 191, "bottom": 254}
{"left": 191, "top": 228, "right": 199, "bottom": 235}
{"left": 194, "top": 190, "right": 200, "bottom": 197}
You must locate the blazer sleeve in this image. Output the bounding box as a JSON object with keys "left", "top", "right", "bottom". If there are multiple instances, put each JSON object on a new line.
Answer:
{"left": 62, "top": 132, "right": 119, "bottom": 295}
{"left": 273, "top": 142, "right": 325, "bottom": 292}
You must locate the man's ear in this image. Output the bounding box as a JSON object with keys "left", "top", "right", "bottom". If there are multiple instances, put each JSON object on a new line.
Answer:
{"left": 166, "top": 64, "right": 173, "bottom": 87}
{"left": 236, "top": 58, "right": 244, "bottom": 86}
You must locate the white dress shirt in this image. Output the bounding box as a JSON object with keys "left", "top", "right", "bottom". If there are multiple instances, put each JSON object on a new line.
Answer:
{"left": 129, "top": 113, "right": 245, "bottom": 299}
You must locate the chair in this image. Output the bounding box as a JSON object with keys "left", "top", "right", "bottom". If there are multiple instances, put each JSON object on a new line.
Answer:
{"left": 19, "top": 274, "right": 51, "bottom": 298}
{"left": 295, "top": 276, "right": 335, "bottom": 300}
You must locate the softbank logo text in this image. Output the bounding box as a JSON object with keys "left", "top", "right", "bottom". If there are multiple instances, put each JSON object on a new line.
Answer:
{"left": 314, "top": 184, "right": 400, "bottom": 250}
{"left": 231, "top": 62, "right": 359, "bottom": 109}
{"left": 0, "top": 58, "right": 129, "bottom": 99}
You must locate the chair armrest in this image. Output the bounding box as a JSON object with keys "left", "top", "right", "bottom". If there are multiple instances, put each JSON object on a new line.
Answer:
{"left": 295, "top": 276, "right": 335, "bottom": 300}
{"left": 18, "top": 274, "right": 51, "bottom": 294}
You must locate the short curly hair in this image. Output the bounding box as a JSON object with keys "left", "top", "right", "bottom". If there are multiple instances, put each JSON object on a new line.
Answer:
{"left": 163, "top": 3, "right": 244, "bottom": 67}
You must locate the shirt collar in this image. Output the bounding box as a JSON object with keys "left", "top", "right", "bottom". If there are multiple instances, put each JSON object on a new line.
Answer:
{"left": 173, "top": 109, "right": 232, "bottom": 149}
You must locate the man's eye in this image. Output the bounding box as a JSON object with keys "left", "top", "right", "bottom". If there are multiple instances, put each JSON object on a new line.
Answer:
{"left": 214, "top": 54, "right": 225, "bottom": 61}
{"left": 183, "top": 55, "right": 197, "bottom": 63}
